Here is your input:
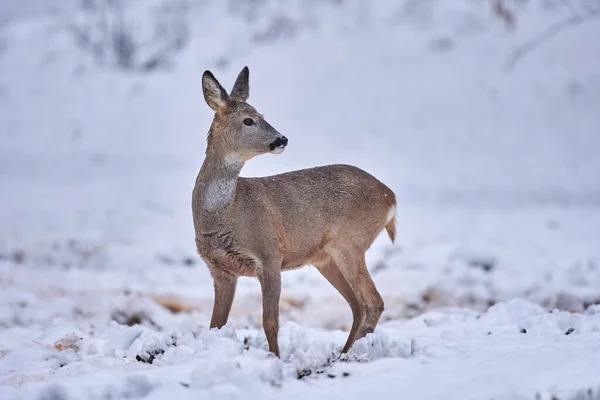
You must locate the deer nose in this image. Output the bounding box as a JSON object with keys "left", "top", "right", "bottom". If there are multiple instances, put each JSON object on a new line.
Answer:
{"left": 270, "top": 136, "right": 288, "bottom": 150}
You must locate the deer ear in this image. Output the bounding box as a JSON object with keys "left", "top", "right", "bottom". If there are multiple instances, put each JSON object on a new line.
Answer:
{"left": 202, "top": 71, "right": 229, "bottom": 111}
{"left": 230, "top": 66, "right": 249, "bottom": 101}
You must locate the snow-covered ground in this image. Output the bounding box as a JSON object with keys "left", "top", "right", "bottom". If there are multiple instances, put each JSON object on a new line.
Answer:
{"left": 1, "top": 0, "right": 600, "bottom": 398}
{"left": 2, "top": 300, "right": 600, "bottom": 399}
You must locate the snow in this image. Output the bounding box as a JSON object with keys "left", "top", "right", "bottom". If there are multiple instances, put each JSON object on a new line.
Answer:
{"left": 1, "top": 0, "right": 600, "bottom": 398}
{"left": 2, "top": 301, "right": 600, "bottom": 399}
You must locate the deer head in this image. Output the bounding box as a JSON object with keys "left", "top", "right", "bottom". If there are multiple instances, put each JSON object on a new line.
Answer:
{"left": 202, "top": 67, "right": 288, "bottom": 162}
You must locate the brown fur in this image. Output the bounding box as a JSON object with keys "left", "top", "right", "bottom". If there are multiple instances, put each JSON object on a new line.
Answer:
{"left": 193, "top": 67, "right": 397, "bottom": 357}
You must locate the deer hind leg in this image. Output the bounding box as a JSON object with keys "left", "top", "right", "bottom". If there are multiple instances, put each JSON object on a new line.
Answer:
{"left": 258, "top": 263, "right": 282, "bottom": 357}
{"left": 354, "top": 256, "right": 384, "bottom": 340}
{"left": 209, "top": 266, "right": 238, "bottom": 329}
{"left": 327, "top": 249, "right": 384, "bottom": 351}
{"left": 316, "top": 256, "right": 364, "bottom": 355}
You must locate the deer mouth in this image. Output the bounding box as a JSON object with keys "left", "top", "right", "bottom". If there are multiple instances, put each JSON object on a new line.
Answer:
{"left": 270, "top": 146, "right": 286, "bottom": 154}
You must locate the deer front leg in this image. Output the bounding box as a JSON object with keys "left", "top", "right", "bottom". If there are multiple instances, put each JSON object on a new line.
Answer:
{"left": 209, "top": 267, "right": 238, "bottom": 329}
{"left": 258, "top": 264, "right": 282, "bottom": 357}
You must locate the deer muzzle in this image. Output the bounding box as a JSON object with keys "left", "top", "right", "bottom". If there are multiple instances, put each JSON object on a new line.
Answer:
{"left": 269, "top": 136, "right": 288, "bottom": 154}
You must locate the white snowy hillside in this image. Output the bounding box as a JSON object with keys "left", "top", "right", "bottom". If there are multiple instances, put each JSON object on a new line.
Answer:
{"left": 1, "top": 0, "right": 600, "bottom": 399}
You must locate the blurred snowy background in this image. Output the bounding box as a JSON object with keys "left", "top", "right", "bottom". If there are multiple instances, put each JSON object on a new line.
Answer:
{"left": 1, "top": 1, "right": 600, "bottom": 399}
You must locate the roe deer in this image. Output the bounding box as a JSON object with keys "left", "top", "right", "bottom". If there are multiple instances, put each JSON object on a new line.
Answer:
{"left": 192, "top": 67, "right": 397, "bottom": 357}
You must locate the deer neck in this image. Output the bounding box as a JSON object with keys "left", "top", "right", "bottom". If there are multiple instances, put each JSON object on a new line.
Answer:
{"left": 193, "top": 150, "right": 244, "bottom": 233}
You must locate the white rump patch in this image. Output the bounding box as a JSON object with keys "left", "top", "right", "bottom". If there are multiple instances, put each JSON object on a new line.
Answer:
{"left": 386, "top": 205, "right": 396, "bottom": 223}
{"left": 204, "top": 179, "right": 235, "bottom": 211}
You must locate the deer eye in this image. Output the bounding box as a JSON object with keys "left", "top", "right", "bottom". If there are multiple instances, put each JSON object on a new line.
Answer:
{"left": 243, "top": 118, "right": 254, "bottom": 126}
